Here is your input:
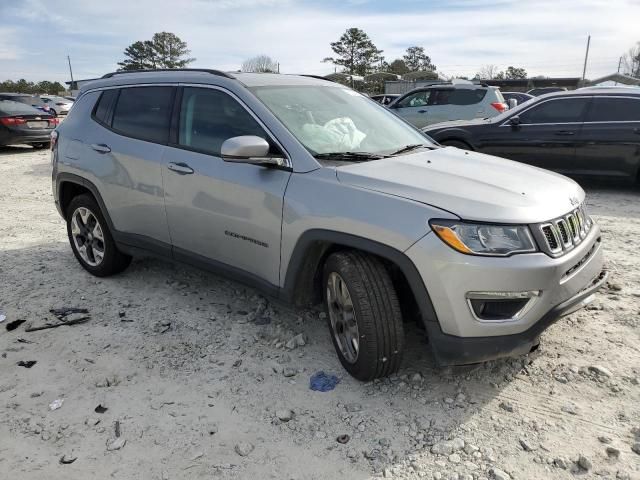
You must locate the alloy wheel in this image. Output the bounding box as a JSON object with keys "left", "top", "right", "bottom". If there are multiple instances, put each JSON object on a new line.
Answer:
{"left": 326, "top": 272, "right": 360, "bottom": 363}
{"left": 70, "top": 207, "right": 105, "bottom": 267}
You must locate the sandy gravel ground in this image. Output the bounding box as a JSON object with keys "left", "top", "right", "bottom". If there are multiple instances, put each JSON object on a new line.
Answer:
{"left": 0, "top": 146, "right": 639, "bottom": 480}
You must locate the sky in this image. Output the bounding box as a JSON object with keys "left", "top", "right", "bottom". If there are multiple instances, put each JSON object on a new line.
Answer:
{"left": 1, "top": 0, "right": 639, "bottom": 84}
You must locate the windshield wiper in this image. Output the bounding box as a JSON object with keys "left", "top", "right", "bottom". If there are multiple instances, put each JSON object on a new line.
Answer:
{"left": 389, "top": 144, "right": 429, "bottom": 156}
{"left": 314, "top": 152, "right": 387, "bottom": 162}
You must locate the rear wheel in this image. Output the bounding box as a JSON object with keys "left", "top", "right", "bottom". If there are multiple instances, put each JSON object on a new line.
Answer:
{"left": 323, "top": 251, "right": 404, "bottom": 381}
{"left": 441, "top": 139, "right": 472, "bottom": 150}
{"left": 66, "top": 194, "right": 131, "bottom": 277}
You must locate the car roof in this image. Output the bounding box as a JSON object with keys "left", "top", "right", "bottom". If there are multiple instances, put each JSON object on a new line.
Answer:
{"left": 537, "top": 87, "right": 640, "bottom": 99}
{"left": 0, "top": 92, "right": 37, "bottom": 97}
{"left": 78, "top": 69, "right": 339, "bottom": 96}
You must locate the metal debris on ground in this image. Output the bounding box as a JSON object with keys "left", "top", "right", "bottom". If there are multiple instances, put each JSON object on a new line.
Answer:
{"left": 49, "top": 399, "right": 64, "bottom": 410}
{"left": 17, "top": 361, "right": 37, "bottom": 368}
{"left": 94, "top": 404, "right": 108, "bottom": 414}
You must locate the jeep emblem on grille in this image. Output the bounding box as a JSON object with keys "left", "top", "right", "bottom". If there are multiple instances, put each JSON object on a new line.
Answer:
{"left": 569, "top": 196, "right": 580, "bottom": 206}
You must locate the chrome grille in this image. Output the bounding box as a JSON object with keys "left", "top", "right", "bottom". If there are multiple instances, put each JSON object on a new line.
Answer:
{"left": 536, "top": 204, "right": 593, "bottom": 257}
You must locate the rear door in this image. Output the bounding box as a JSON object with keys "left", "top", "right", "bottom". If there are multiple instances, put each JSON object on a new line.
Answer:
{"left": 390, "top": 90, "right": 432, "bottom": 128}
{"left": 483, "top": 96, "right": 590, "bottom": 171}
{"left": 575, "top": 96, "right": 640, "bottom": 179}
{"left": 81, "top": 86, "right": 174, "bottom": 250}
{"left": 162, "top": 85, "right": 291, "bottom": 287}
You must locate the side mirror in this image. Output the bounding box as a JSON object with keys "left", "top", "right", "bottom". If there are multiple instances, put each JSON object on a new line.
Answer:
{"left": 507, "top": 98, "right": 518, "bottom": 109}
{"left": 221, "top": 136, "right": 287, "bottom": 168}
{"left": 509, "top": 115, "right": 521, "bottom": 126}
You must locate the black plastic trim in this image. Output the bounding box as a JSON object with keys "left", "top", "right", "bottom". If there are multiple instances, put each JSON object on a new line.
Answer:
{"left": 426, "top": 269, "right": 608, "bottom": 366}
{"left": 102, "top": 69, "right": 235, "bottom": 79}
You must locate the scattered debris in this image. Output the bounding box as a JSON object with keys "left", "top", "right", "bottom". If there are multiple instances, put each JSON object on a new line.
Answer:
{"left": 577, "top": 454, "right": 592, "bottom": 471}
{"left": 106, "top": 437, "right": 126, "bottom": 451}
{"left": 25, "top": 313, "right": 90, "bottom": 332}
{"left": 59, "top": 454, "right": 77, "bottom": 464}
{"left": 50, "top": 307, "right": 89, "bottom": 318}
{"left": 309, "top": 371, "right": 339, "bottom": 392}
{"left": 253, "top": 315, "right": 271, "bottom": 325}
{"left": 499, "top": 401, "right": 515, "bottom": 413}
{"left": 5, "top": 319, "right": 26, "bottom": 331}
{"left": 49, "top": 399, "right": 64, "bottom": 411}
{"left": 17, "top": 360, "right": 37, "bottom": 368}
{"left": 234, "top": 441, "right": 254, "bottom": 456}
{"left": 0, "top": 312, "right": 5, "bottom": 323}
{"left": 589, "top": 365, "right": 613, "bottom": 378}
{"left": 336, "top": 434, "right": 350, "bottom": 444}
{"left": 282, "top": 367, "right": 297, "bottom": 378}
{"left": 606, "top": 446, "right": 621, "bottom": 458}
{"left": 115, "top": 420, "right": 121, "bottom": 437}
{"left": 94, "top": 404, "right": 108, "bottom": 414}
{"left": 286, "top": 333, "right": 307, "bottom": 349}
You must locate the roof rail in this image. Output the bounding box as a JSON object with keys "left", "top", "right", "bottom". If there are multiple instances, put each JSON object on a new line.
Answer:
{"left": 101, "top": 69, "right": 235, "bottom": 79}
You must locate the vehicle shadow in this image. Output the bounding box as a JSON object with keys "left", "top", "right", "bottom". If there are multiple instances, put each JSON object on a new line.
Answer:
{"left": 0, "top": 241, "right": 541, "bottom": 478}
{"left": 0, "top": 145, "right": 42, "bottom": 156}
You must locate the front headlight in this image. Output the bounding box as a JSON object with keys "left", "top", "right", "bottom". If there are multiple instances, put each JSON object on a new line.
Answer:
{"left": 430, "top": 220, "right": 538, "bottom": 256}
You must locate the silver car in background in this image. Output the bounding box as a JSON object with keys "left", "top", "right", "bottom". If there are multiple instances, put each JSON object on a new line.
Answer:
{"left": 388, "top": 81, "right": 508, "bottom": 128}
{"left": 40, "top": 95, "right": 73, "bottom": 116}
{"left": 51, "top": 70, "right": 606, "bottom": 380}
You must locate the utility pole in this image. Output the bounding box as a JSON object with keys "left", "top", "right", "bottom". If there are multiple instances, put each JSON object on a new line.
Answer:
{"left": 67, "top": 55, "right": 75, "bottom": 91}
{"left": 615, "top": 56, "right": 622, "bottom": 85}
{"left": 581, "top": 35, "right": 590, "bottom": 86}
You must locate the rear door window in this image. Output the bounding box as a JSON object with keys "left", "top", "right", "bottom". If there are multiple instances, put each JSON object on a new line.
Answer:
{"left": 111, "top": 86, "right": 174, "bottom": 143}
{"left": 0, "top": 100, "right": 41, "bottom": 115}
{"left": 519, "top": 98, "right": 590, "bottom": 124}
{"left": 430, "top": 89, "right": 487, "bottom": 106}
{"left": 586, "top": 97, "right": 640, "bottom": 122}
{"left": 178, "top": 87, "right": 269, "bottom": 156}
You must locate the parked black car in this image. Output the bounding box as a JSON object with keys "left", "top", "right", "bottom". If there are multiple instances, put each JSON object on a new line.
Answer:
{"left": 0, "top": 93, "right": 53, "bottom": 115}
{"left": 0, "top": 99, "right": 58, "bottom": 148}
{"left": 423, "top": 88, "right": 640, "bottom": 182}
{"left": 502, "top": 91, "right": 534, "bottom": 106}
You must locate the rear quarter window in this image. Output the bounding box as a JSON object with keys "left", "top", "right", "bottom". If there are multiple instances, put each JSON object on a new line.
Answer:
{"left": 92, "top": 90, "right": 119, "bottom": 125}
{"left": 111, "top": 86, "right": 174, "bottom": 144}
{"left": 586, "top": 97, "right": 640, "bottom": 122}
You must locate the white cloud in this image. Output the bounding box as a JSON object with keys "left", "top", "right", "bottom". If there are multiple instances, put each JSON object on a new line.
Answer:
{"left": 1, "top": 0, "right": 639, "bottom": 81}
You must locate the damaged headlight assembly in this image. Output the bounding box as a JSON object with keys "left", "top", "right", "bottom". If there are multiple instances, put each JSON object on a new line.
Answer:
{"left": 430, "top": 220, "right": 538, "bottom": 256}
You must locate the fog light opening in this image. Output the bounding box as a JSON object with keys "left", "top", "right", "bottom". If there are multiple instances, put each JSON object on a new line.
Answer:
{"left": 466, "top": 291, "right": 540, "bottom": 322}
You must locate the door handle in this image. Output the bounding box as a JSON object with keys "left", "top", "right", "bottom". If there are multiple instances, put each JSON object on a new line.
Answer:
{"left": 167, "top": 162, "right": 194, "bottom": 175}
{"left": 418, "top": 109, "right": 428, "bottom": 114}
{"left": 90, "top": 143, "right": 111, "bottom": 153}
{"left": 554, "top": 130, "right": 575, "bottom": 136}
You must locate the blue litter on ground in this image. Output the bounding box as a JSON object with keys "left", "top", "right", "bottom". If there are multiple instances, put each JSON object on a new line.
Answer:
{"left": 309, "top": 371, "right": 340, "bottom": 392}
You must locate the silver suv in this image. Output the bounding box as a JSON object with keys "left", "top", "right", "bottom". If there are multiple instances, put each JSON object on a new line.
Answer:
{"left": 388, "top": 82, "right": 508, "bottom": 128}
{"left": 51, "top": 70, "right": 607, "bottom": 380}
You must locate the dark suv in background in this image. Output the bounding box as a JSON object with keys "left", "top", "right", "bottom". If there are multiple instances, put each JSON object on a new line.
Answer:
{"left": 423, "top": 88, "right": 640, "bottom": 182}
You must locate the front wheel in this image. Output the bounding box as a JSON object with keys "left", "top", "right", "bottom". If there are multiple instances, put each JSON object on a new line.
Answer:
{"left": 323, "top": 251, "right": 404, "bottom": 381}
{"left": 66, "top": 194, "right": 131, "bottom": 277}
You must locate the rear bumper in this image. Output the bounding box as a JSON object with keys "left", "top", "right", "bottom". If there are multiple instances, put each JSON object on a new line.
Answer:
{"left": 424, "top": 268, "right": 607, "bottom": 365}
{"left": 1, "top": 131, "right": 52, "bottom": 145}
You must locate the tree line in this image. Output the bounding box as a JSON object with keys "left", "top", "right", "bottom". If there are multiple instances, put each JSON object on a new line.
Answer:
{"left": 0, "top": 79, "right": 66, "bottom": 95}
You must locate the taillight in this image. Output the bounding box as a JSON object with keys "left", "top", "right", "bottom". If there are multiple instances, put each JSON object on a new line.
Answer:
{"left": 50, "top": 130, "right": 58, "bottom": 151}
{"left": 48, "top": 117, "right": 60, "bottom": 126}
{"left": 0, "top": 117, "right": 28, "bottom": 126}
{"left": 491, "top": 102, "right": 508, "bottom": 113}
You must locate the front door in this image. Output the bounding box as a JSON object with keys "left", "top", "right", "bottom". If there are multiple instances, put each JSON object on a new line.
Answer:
{"left": 162, "top": 86, "right": 291, "bottom": 287}
{"left": 391, "top": 90, "right": 432, "bottom": 128}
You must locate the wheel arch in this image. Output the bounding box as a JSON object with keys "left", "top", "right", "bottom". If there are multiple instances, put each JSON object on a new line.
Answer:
{"left": 56, "top": 173, "right": 114, "bottom": 229}
{"left": 280, "top": 229, "right": 439, "bottom": 326}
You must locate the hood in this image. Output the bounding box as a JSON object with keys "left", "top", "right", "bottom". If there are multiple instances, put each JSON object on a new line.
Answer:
{"left": 336, "top": 147, "right": 584, "bottom": 224}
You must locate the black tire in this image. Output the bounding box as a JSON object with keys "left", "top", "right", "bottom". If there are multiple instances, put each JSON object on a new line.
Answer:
{"left": 50, "top": 109, "right": 57, "bottom": 117}
{"left": 441, "top": 139, "right": 472, "bottom": 150}
{"left": 323, "top": 251, "right": 404, "bottom": 381}
{"left": 66, "top": 194, "right": 131, "bottom": 277}
{"left": 32, "top": 142, "right": 50, "bottom": 149}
